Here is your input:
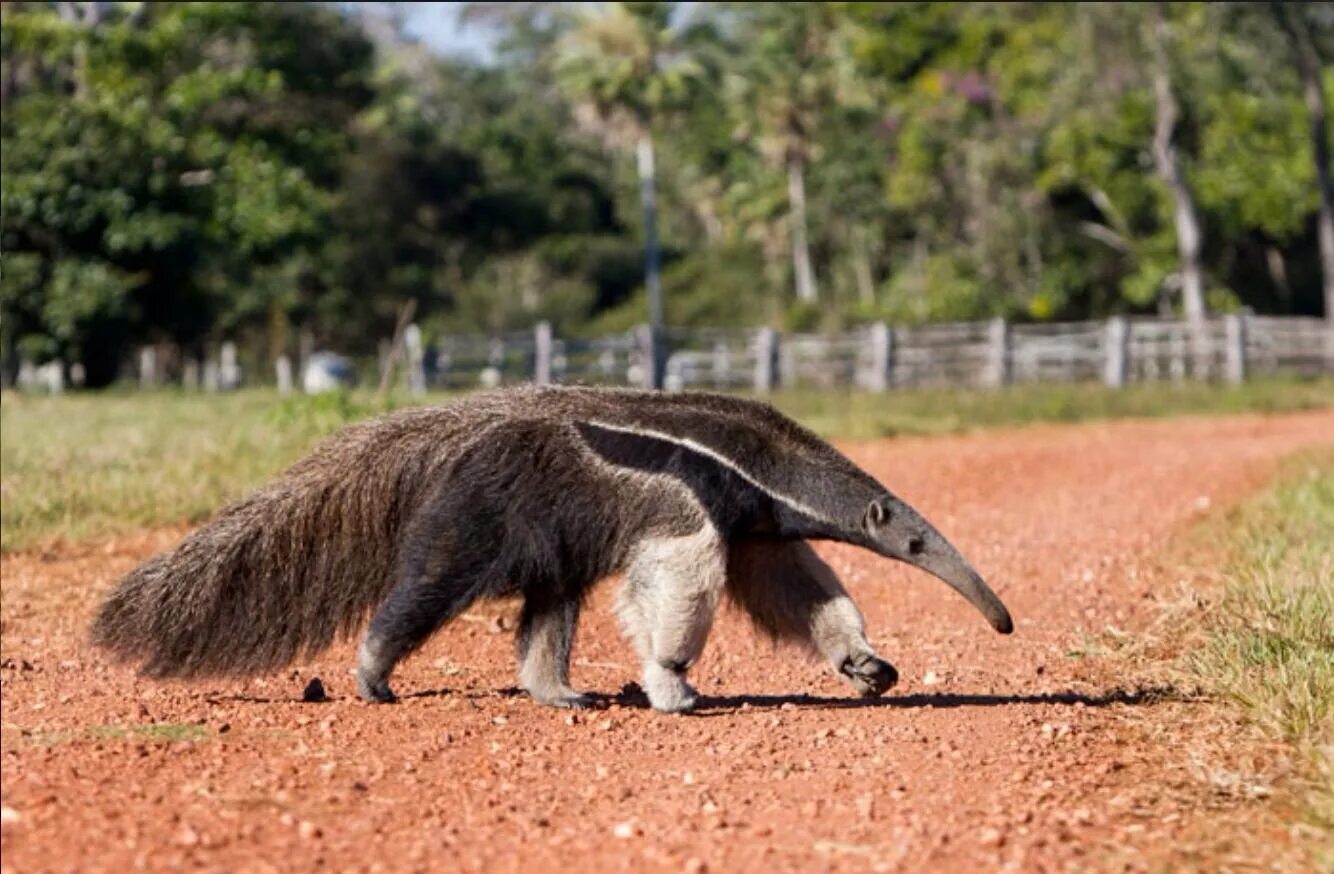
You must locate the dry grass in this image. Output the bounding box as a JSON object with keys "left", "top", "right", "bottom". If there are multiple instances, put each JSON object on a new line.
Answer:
{"left": 1103, "top": 451, "right": 1334, "bottom": 858}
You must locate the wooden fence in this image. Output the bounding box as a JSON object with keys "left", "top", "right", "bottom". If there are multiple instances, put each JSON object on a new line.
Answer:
{"left": 16, "top": 313, "right": 1332, "bottom": 395}
{"left": 421, "top": 314, "right": 1332, "bottom": 394}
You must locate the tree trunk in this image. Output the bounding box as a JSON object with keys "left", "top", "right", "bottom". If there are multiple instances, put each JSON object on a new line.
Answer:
{"left": 1149, "top": 3, "right": 1207, "bottom": 326}
{"left": 852, "top": 226, "right": 876, "bottom": 306}
{"left": 787, "top": 154, "right": 818, "bottom": 304}
{"left": 635, "top": 133, "right": 665, "bottom": 388}
{"left": 1277, "top": 4, "right": 1334, "bottom": 321}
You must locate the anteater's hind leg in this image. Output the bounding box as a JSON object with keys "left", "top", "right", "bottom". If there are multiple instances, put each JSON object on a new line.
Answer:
{"left": 357, "top": 561, "right": 494, "bottom": 703}
{"left": 618, "top": 525, "right": 727, "bottom": 714}
{"left": 726, "top": 540, "right": 897, "bottom": 697}
{"left": 517, "top": 595, "right": 591, "bottom": 709}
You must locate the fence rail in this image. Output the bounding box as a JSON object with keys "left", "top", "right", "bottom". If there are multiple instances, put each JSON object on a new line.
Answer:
{"left": 14, "top": 314, "right": 1334, "bottom": 396}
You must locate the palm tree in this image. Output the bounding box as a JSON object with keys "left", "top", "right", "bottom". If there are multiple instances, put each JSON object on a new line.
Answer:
{"left": 732, "top": 4, "right": 846, "bottom": 305}
{"left": 551, "top": 2, "right": 706, "bottom": 382}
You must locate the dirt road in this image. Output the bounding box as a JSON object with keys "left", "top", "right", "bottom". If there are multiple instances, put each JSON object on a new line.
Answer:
{"left": 3, "top": 410, "right": 1332, "bottom": 873}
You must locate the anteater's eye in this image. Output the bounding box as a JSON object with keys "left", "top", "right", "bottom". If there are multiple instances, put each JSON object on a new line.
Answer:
{"left": 908, "top": 536, "right": 926, "bottom": 556}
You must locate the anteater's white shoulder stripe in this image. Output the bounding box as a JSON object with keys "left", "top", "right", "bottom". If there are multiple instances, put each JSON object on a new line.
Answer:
{"left": 579, "top": 419, "right": 836, "bottom": 527}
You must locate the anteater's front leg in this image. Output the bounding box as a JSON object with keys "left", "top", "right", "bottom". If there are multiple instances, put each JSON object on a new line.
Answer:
{"left": 517, "top": 595, "right": 592, "bottom": 709}
{"left": 726, "top": 540, "right": 897, "bottom": 697}
{"left": 618, "top": 525, "right": 727, "bottom": 714}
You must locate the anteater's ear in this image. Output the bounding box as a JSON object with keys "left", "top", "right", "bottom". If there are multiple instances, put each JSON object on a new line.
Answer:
{"left": 863, "top": 498, "right": 890, "bottom": 531}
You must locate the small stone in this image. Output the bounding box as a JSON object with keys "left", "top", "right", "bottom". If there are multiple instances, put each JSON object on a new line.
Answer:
{"left": 175, "top": 825, "right": 200, "bottom": 847}
{"left": 491, "top": 716, "right": 508, "bottom": 726}
{"left": 302, "top": 677, "right": 328, "bottom": 703}
{"left": 979, "top": 826, "right": 1006, "bottom": 848}
{"left": 0, "top": 807, "right": 19, "bottom": 827}
{"left": 922, "top": 670, "right": 943, "bottom": 686}
{"left": 684, "top": 858, "right": 707, "bottom": 874}
{"left": 611, "top": 820, "right": 637, "bottom": 839}
{"left": 217, "top": 722, "right": 231, "bottom": 734}
{"left": 298, "top": 821, "right": 321, "bottom": 840}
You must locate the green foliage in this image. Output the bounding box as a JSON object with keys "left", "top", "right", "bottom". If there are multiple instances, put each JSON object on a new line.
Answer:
{"left": 1, "top": 2, "right": 1330, "bottom": 386}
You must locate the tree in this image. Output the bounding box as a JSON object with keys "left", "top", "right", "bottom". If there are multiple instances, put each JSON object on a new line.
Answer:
{"left": 550, "top": 2, "right": 708, "bottom": 374}
{"left": 1148, "top": 2, "right": 1208, "bottom": 325}
{"left": 1272, "top": 2, "right": 1334, "bottom": 321}
{"left": 729, "top": 3, "right": 852, "bottom": 305}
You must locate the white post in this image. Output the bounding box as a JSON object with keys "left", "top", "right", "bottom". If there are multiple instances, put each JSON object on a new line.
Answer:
{"left": 203, "top": 358, "right": 220, "bottom": 392}
{"left": 1224, "top": 312, "right": 1246, "bottom": 385}
{"left": 986, "top": 317, "right": 1010, "bottom": 387}
{"left": 712, "top": 340, "right": 730, "bottom": 388}
{"left": 404, "top": 323, "right": 426, "bottom": 396}
{"left": 534, "top": 321, "right": 553, "bottom": 385}
{"left": 1104, "top": 317, "right": 1128, "bottom": 388}
{"left": 275, "top": 355, "right": 293, "bottom": 395}
{"left": 182, "top": 359, "right": 199, "bottom": 390}
{"left": 138, "top": 346, "right": 156, "bottom": 390}
{"left": 868, "top": 322, "right": 893, "bottom": 392}
{"left": 220, "top": 341, "right": 240, "bottom": 390}
{"left": 754, "top": 328, "right": 779, "bottom": 393}
{"left": 635, "top": 324, "right": 660, "bottom": 390}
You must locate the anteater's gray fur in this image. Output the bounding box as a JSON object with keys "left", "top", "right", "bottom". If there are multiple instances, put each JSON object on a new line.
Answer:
{"left": 92, "top": 385, "right": 1012, "bottom": 712}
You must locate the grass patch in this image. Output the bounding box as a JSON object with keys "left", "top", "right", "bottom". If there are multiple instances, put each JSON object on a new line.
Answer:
{"left": 762, "top": 377, "right": 1334, "bottom": 440}
{"left": 2, "top": 378, "right": 1330, "bottom": 551}
{"left": 1182, "top": 453, "right": 1334, "bottom": 831}
{"left": 26, "top": 722, "right": 211, "bottom": 747}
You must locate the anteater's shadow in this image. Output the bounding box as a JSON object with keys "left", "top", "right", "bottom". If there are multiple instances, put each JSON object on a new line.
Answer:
{"left": 685, "top": 685, "right": 1183, "bottom": 716}
{"left": 215, "top": 684, "right": 1185, "bottom": 712}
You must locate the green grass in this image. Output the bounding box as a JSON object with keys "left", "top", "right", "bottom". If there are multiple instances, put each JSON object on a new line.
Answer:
{"left": 762, "top": 377, "right": 1334, "bottom": 440}
{"left": 1182, "top": 453, "right": 1334, "bottom": 831}
{"left": 25, "top": 722, "right": 211, "bottom": 747}
{"left": 1, "top": 378, "right": 1331, "bottom": 552}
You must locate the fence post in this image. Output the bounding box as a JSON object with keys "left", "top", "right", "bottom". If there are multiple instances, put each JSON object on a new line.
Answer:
{"left": 203, "top": 357, "right": 220, "bottom": 392}
{"left": 534, "top": 321, "right": 553, "bottom": 385}
{"left": 1103, "top": 316, "right": 1128, "bottom": 388}
{"left": 182, "top": 359, "right": 200, "bottom": 390}
{"left": 138, "top": 346, "right": 157, "bottom": 390}
{"left": 636, "top": 324, "right": 664, "bottom": 390}
{"left": 1224, "top": 312, "right": 1247, "bottom": 385}
{"left": 404, "top": 323, "right": 426, "bottom": 395}
{"left": 986, "top": 317, "right": 1010, "bottom": 387}
{"left": 275, "top": 355, "right": 293, "bottom": 395}
{"left": 868, "top": 322, "right": 893, "bottom": 392}
{"left": 754, "top": 328, "right": 780, "bottom": 393}
{"left": 220, "top": 341, "right": 240, "bottom": 390}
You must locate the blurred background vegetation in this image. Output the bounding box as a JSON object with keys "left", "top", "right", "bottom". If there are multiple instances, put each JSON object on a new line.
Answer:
{"left": 2, "top": 1, "right": 1331, "bottom": 387}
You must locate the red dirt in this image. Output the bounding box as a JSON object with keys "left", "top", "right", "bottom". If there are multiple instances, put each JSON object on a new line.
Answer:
{"left": 3, "top": 410, "right": 1332, "bottom": 873}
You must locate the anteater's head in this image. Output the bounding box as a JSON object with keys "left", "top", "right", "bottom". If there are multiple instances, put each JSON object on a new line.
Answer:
{"left": 860, "top": 494, "right": 1014, "bottom": 635}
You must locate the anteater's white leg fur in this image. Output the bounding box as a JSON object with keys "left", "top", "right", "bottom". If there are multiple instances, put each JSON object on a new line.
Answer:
{"left": 726, "top": 540, "right": 898, "bottom": 697}
{"left": 618, "top": 524, "right": 726, "bottom": 713}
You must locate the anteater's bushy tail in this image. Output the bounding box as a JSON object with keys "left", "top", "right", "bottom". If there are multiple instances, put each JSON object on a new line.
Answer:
{"left": 90, "top": 408, "right": 464, "bottom": 678}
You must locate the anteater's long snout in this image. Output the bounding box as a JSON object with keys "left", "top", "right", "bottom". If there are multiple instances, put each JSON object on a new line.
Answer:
{"left": 911, "top": 532, "right": 1013, "bottom": 633}
{"left": 869, "top": 511, "right": 1014, "bottom": 633}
